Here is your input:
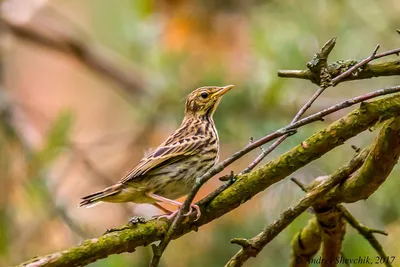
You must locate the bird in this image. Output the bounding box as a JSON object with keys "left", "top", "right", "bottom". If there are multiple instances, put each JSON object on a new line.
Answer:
{"left": 79, "top": 85, "right": 234, "bottom": 220}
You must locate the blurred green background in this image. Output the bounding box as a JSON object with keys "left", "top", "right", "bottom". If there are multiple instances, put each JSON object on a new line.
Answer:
{"left": 1, "top": 0, "right": 400, "bottom": 266}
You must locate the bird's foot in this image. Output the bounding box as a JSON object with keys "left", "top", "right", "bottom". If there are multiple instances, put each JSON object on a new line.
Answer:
{"left": 187, "top": 204, "right": 201, "bottom": 221}
{"left": 153, "top": 204, "right": 201, "bottom": 221}
{"left": 153, "top": 209, "right": 179, "bottom": 220}
{"left": 129, "top": 216, "right": 147, "bottom": 225}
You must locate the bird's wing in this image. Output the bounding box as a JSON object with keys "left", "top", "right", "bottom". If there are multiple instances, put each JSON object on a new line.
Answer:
{"left": 119, "top": 136, "right": 207, "bottom": 183}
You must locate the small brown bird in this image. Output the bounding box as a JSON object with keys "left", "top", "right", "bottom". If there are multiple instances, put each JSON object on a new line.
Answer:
{"left": 79, "top": 85, "right": 234, "bottom": 219}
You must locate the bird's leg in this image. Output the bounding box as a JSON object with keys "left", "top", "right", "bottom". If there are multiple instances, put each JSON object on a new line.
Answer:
{"left": 152, "top": 209, "right": 180, "bottom": 220}
{"left": 147, "top": 193, "right": 184, "bottom": 207}
{"left": 147, "top": 193, "right": 201, "bottom": 220}
{"left": 152, "top": 203, "right": 174, "bottom": 214}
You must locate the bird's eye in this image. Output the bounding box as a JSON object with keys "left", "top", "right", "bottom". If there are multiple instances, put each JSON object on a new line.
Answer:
{"left": 200, "top": 92, "right": 208, "bottom": 99}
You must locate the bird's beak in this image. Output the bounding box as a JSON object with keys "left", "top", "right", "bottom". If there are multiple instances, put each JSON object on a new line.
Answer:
{"left": 213, "top": 85, "right": 235, "bottom": 98}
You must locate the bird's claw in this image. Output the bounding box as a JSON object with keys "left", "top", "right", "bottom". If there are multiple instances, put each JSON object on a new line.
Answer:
{"left": 153, "top": 204, "right": 201, "bottom": 221}
{"left": 183, "top": 204, "right": 201, "bottom": 221}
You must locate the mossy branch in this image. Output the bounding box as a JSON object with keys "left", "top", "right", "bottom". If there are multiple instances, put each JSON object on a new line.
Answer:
{"left": 224, "top": 149, "right": 369, "bottom": 267}
{"left": 19, "top": 94, "right": 400, "bottom": 267}
{"left": 316, "top": 207, "right": 346, "bottom": 267}
{"left": 290, "top": 218, "right": 322, "bottom": 267}
{"left": 328, "top": 117, "right": 400, "bottom": 205}
{"left": 289, "top": 116, "right": 400, "bottom": 267}
{"left": 278, "top": 60, "right": 400, "bottom": 84}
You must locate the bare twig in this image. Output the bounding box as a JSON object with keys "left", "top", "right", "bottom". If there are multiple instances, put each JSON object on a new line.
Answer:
{"left": 241, "top": 84, "right": 328, "bottom": 175}
{"left": 242, "top": 42, "right": 392, "bottom": 175}
{"left": 224, "top": 149, "right": 369, "bottom": 267}
{"left": 339, "top": 206, "right": 391, "bottom": 267}
{"left": 240, "top": 40, "right": 390, "bottom": 179}
{"left": 290, "top": 177, "right": 308, "bottom": 192}
{"left": 331, "top": 44, "right": 380, "bottom": 85}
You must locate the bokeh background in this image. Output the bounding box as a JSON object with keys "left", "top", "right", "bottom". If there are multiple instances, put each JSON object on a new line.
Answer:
{"left": 1, "top": 0, "right": 400, "bottom": 266}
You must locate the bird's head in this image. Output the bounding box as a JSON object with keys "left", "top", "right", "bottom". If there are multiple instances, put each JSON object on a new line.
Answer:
{"left": 184, "top": 85, "right": 234, "bottom": 118}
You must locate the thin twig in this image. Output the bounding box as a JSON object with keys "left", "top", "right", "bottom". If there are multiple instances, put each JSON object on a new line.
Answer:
{"left": 240, "top": 43, "right": 392, "bottom": 176}
{"left": 150, "top": 85, "right": 400, "bottom": 266}
{"left": 241, "top": 85, "right": 327, "bottom": 175}
{"left": 339, "top": 206, "right": 392, "bottom": 267}
{"left": 374, "top": 48, "right": 400, "bottom": 59}
{"left": 290, "top": 177, "right": 308, "bottom": 192}
{"left": 331, "top": 44, "right": 380, "bottom": 85}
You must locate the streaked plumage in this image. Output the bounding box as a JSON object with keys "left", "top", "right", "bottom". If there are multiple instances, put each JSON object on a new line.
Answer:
{"left": 79, "top": 85, "right": 234, "bottom": 219}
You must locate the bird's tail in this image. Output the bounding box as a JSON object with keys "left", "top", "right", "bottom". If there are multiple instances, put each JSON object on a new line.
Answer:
{"left": 79, "top": 184, "right": 123, "bottom": 208}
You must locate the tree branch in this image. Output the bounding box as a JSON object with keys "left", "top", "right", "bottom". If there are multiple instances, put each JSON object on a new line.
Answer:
{"left": 327, "top": 117, "right": 400, "bottom": 205}
{"left": 240, "top": 37, "right": 337, "bottom": 175}
{"left": 290, "top": 218, "right": 321, "bottom": 267}
{"left": 278, "top": 60, "right": 400, "bottom": 84}
{"left": 279, "top": 44, "right": 400, "bottom": 85}
{"left": 238, "top": 39, "right": 398, "bottom": 179}
{"left": 17, "top": 93, "right": 400, "bottom": 267}
{"left": 339, "top": 206, "right": 392, "bottom": 267}
{"left": 291, "top": 177, "right": 392, "bottom": 267}
{"left": 224, "top": 149, "right": 368, "bottom": 267}
{"left": 316, "top": 206, "right": 346, "bottom": 267}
